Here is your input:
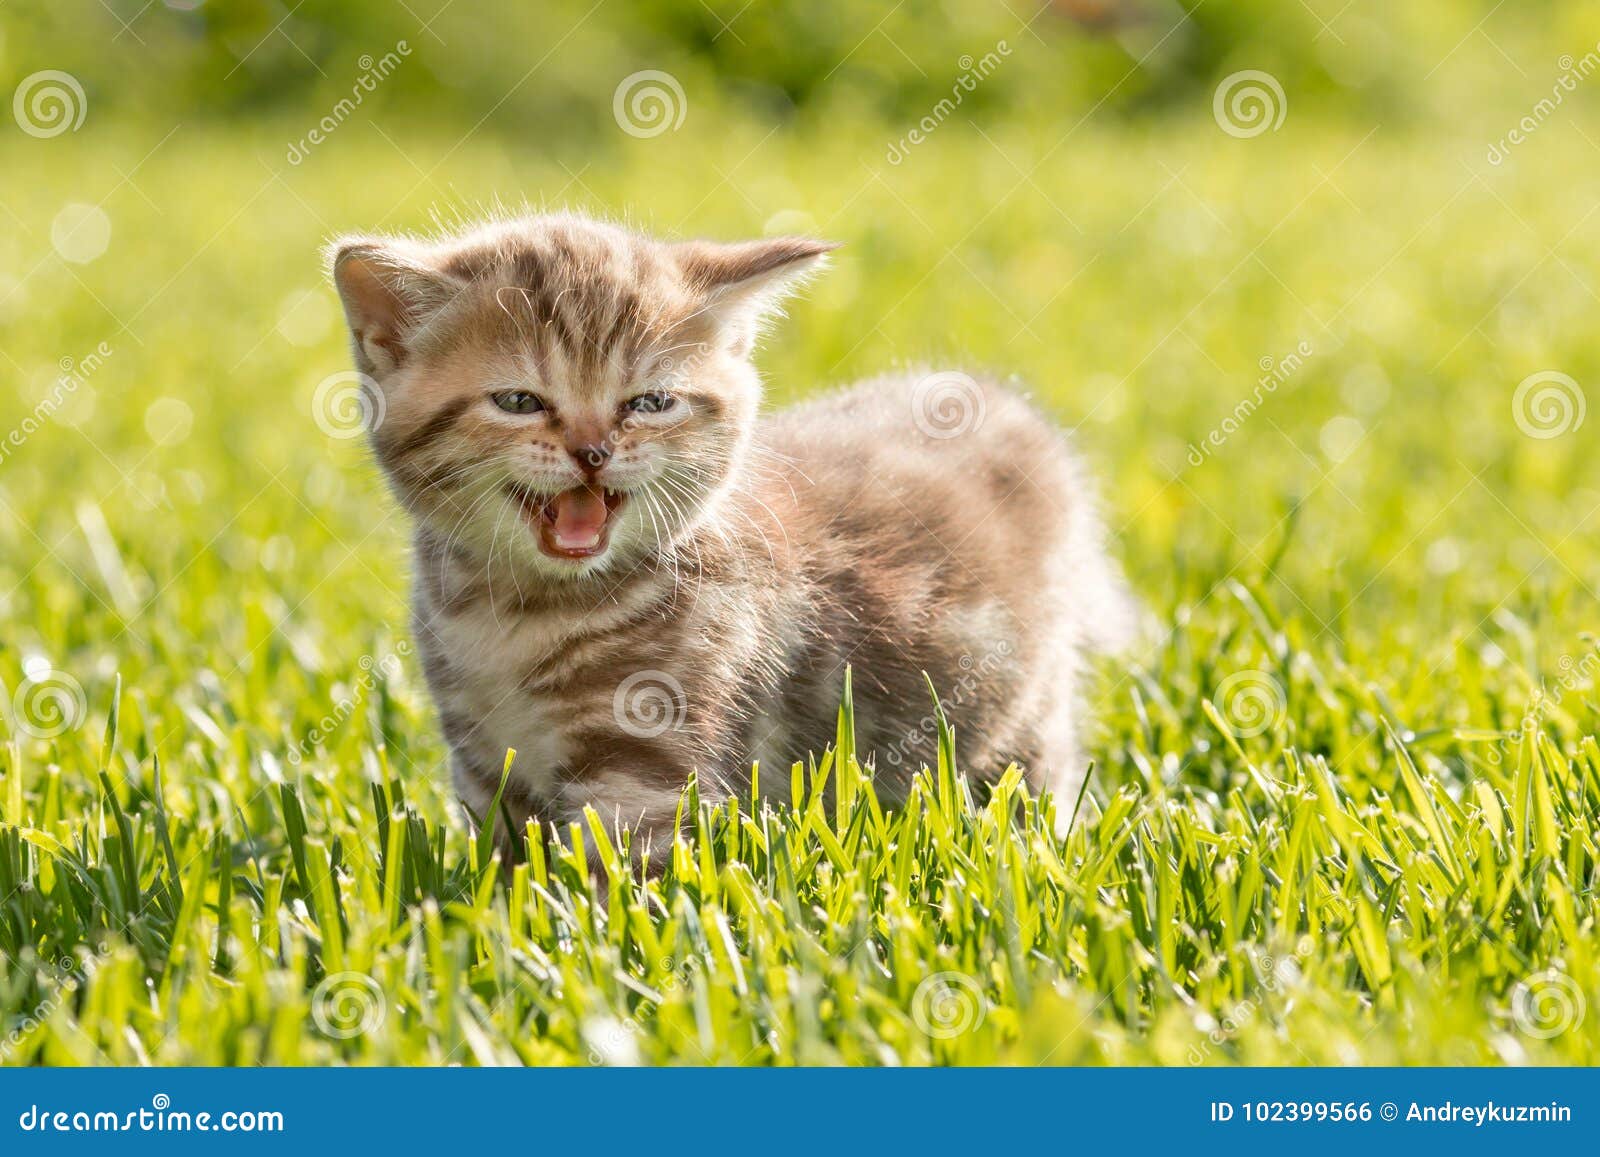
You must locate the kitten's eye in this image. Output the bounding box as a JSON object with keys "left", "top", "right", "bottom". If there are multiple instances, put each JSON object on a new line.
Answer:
{"left": 625, "top": 391, "right": 675, "bottom": 414}
{"left": 492, "top": 390, "right": 547, "bottom": 415}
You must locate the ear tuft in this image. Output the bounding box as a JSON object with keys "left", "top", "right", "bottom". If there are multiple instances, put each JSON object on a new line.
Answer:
{"left": 676, "top": 236, "right": 838, "bottom": 293}
{"left": 328, "top": 237, "right": 462, "bottom": 379}
{"left": 673, "top": 236, "right": 837, "bottom": 354}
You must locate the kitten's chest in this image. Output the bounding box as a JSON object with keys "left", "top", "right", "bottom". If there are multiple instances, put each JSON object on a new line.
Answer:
{"left": 424, "top": 604, "right": 575, "bottom": 794}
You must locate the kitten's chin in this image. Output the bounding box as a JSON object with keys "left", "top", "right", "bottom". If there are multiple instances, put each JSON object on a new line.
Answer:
{"left": 508, "top": 483, "right": 627, "bottom": 563}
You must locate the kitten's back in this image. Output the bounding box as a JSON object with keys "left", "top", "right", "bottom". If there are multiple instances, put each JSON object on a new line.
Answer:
{"left": 762, "top": 371, "right": 1132, "bottom": 647}
{"left": 749, "top": 372, "right": 1132, "bottom": 800}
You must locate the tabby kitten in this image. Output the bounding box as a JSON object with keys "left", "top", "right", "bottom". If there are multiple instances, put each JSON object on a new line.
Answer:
{"left": 330, "top": 214, "right": 1131, "bottom": 859}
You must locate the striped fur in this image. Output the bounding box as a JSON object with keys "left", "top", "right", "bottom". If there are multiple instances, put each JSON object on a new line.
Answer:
{"left": 329, "top": 214, "right": 1132, "bottom": 859}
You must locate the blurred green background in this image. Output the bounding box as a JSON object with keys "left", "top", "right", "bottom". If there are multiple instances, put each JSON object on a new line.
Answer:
{"left": 3, "top": 0, "right": 1597, "bottom": 684}
{"left": 1, "top": 0, "right": 1599, "bottom": 1065}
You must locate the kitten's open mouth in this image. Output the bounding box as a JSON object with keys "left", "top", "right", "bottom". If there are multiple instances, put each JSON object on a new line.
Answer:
{"left": 508, "top": 484, "right": 626, "bottom": 560}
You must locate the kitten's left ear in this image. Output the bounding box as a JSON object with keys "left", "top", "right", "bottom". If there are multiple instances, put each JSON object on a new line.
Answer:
{"left": 673, "top": 236, "right": 837, "bottom": 354}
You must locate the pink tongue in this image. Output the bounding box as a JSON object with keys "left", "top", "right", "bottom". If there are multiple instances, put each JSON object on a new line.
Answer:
{"left": 551, "top": 487, "right": 608, "bottom": 545}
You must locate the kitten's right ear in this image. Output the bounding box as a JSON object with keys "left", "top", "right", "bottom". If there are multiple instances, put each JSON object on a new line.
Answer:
{"left": 328, "top": 238, "right": 462, "bottom": 380}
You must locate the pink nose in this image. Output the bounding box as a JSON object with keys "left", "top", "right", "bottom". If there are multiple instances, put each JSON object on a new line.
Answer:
{"left": 569, "top": 443, "right": 611, "bottom": 474}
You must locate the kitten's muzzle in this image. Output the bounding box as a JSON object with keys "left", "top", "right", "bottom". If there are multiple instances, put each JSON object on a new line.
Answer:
{"left": 507, "top": 482, "right": 627, "bottom": 561}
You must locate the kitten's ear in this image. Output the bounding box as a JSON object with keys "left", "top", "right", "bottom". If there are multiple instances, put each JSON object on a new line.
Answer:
{"left": 674, "top": 236, "right": 837, "bottom": 354}
{"left": 328, "top": 238, "right": 463, "bottom": 380}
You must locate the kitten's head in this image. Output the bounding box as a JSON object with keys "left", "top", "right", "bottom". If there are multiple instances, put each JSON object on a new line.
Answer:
{"left": 329, "top": 214, "right": 831, "bottom": 579}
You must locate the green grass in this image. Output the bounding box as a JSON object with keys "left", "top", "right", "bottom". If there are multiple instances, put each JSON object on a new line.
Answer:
{"left": 2, "top": 78, "right": 1599, "bottom": 1064}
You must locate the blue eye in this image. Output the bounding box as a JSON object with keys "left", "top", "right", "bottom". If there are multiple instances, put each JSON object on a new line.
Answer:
{"left": 493, "top": 390, "right": 546, "bottom": 415}
{"left": 626, "top": 391, "right": 675, "bottom": 414}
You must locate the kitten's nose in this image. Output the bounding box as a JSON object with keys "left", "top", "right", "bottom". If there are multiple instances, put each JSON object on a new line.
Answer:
{"left": 570, "top": 443, "right": 611, "bottom": 474}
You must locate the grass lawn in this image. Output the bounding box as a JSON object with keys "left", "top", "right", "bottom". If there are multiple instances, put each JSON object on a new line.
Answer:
{"left": 1, "top": 99, "right": 1597, "bottom": 1064}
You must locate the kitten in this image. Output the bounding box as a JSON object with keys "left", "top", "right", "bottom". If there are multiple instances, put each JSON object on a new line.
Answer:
{"left": 329, "top": 214, "right": 1131, "bottom": 860}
